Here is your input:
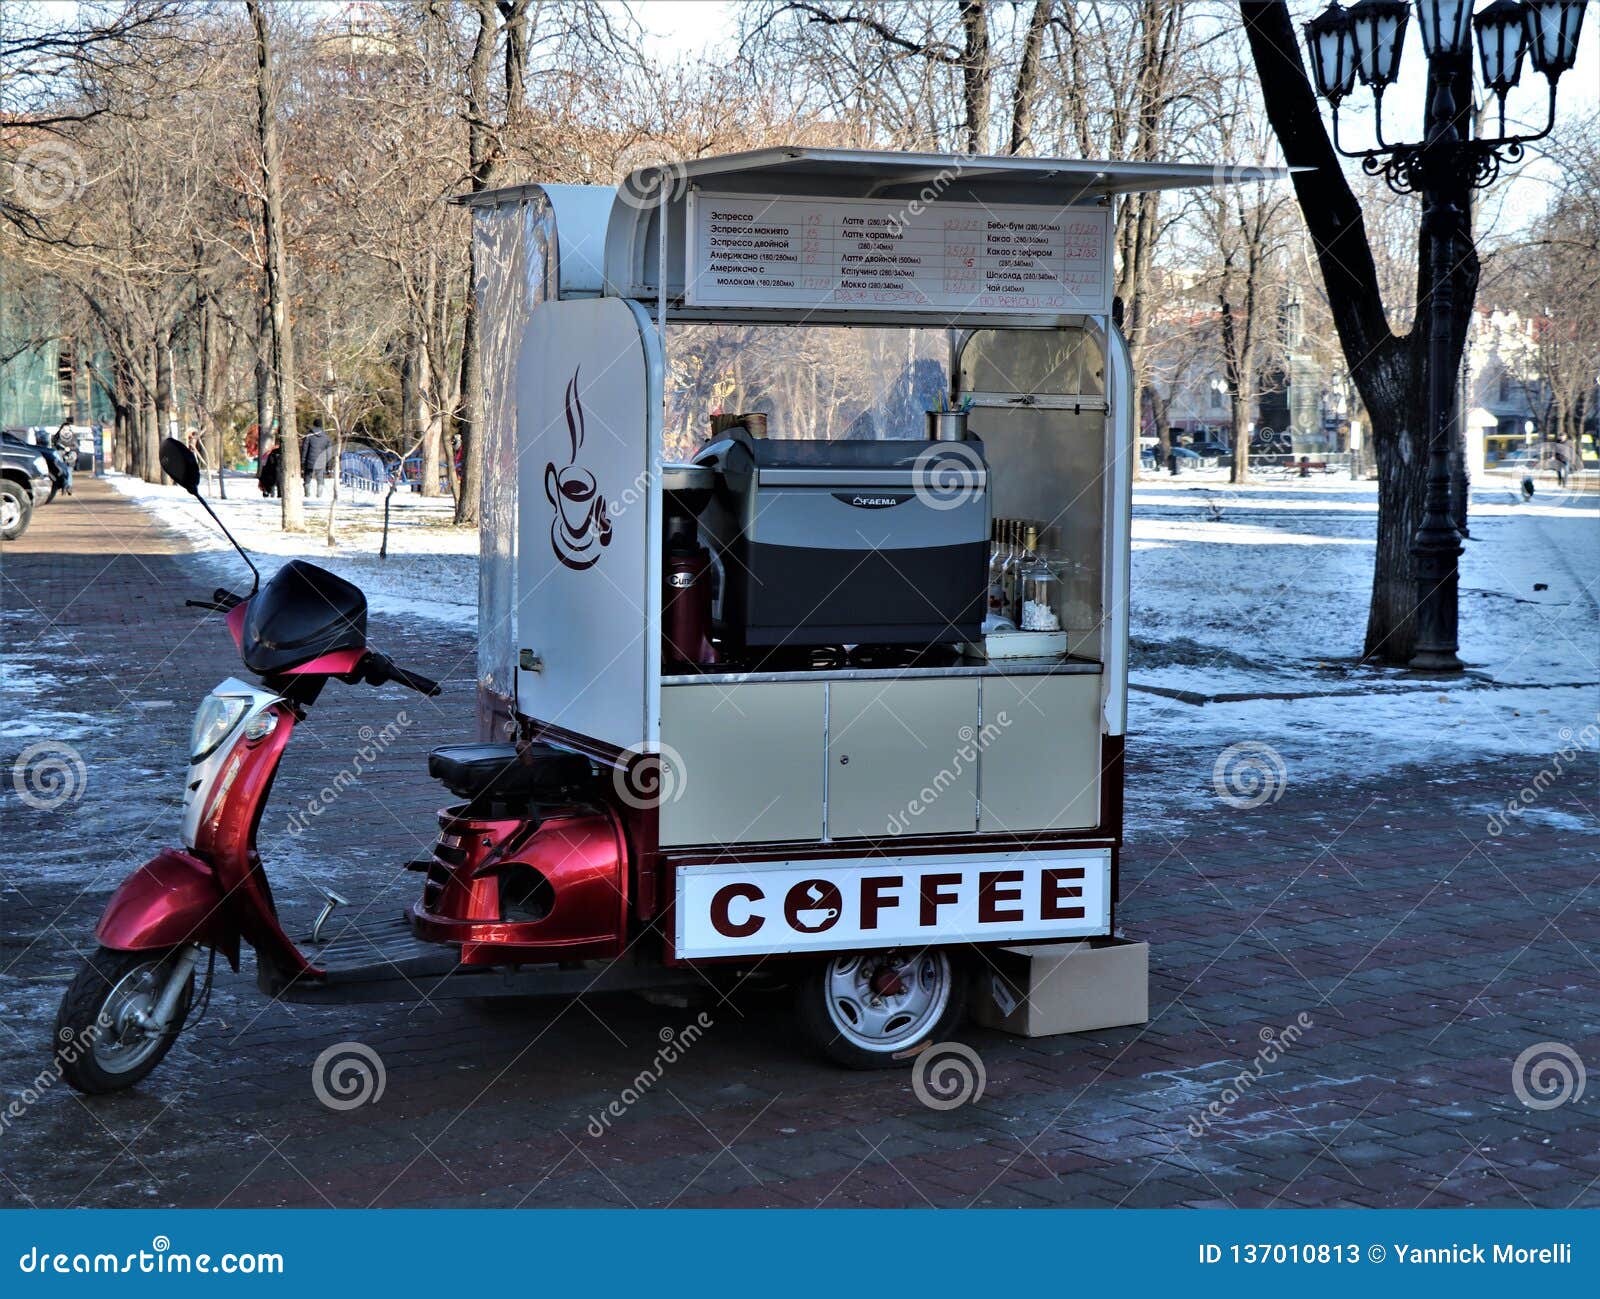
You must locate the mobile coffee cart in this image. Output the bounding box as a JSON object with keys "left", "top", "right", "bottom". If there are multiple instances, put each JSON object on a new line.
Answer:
{"left": 464, "top": 149, "right": 1253, "bottom": 1063}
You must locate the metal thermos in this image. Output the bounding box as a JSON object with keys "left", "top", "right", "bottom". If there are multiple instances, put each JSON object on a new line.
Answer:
{"left": 663, "top": 514, "right": 716, "bottom": 668}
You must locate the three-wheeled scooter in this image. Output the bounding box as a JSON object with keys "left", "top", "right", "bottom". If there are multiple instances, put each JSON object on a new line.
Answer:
{"left": 56, "top": 148, "right": 1270, "bottom": 1093}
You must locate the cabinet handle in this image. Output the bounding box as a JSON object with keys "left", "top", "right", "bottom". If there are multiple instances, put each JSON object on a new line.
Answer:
{"left": 838, "top": 755, "right": 849, "bottom": 765}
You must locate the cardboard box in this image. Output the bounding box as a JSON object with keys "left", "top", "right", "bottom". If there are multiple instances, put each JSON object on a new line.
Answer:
{"left": 971, "top": 938, "right": 1149, "bottom": 1038}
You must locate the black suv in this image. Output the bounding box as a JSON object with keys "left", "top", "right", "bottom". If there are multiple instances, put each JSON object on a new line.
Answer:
{"left": 1, "top": 434, "right": 53, "bottom": 540}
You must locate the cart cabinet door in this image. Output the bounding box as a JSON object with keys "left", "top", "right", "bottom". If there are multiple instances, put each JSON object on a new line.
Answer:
{"left": 979, "top": 674, "right": 1102, "bottom": 832}
{"left": 660, "top": 683, "right": 825, "bottom": 846}
{"left": 828, "top": 679, "right": 979, "bottom": 839}
{"left": 515, "top": 298, "right": 651, "bottom": 751}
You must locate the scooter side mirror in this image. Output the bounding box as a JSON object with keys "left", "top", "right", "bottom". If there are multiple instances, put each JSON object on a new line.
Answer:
{"left": 159, "top": 437, "right": 202, "bottom": 496}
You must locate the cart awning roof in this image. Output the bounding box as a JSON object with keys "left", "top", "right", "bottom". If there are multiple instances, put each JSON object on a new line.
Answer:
{"left": 631, "top": 147, "right": 1288, "bottom": 203}
{"left": 459, "top": 148, "right": 1291, "bottom": 307}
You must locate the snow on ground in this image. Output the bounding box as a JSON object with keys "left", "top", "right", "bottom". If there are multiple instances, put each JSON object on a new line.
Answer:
{"left": 107, "top": 466, "right": 1598, "bottom": 794}
{"left": 1127, "top": 474, "right": 1599, "bottom": 805}
{"left": 106, "top": 470, "right": 478, "bottom": 626}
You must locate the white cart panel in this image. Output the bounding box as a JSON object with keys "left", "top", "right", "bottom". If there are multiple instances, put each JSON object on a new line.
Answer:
{"left": 515, "top": 298, "right": 651, "bottom": 750}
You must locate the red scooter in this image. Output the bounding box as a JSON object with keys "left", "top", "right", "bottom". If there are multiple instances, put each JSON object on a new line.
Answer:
{"left": 55, "top": 439, "right": 687, "bottom": 1094}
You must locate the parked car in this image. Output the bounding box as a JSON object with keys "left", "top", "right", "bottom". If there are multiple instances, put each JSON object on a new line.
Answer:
{"left": 1188, "top": 439, "right": 1233, "bottom": 460}
{"left": 1, "top": 436, "right": 52, "bottom": 540}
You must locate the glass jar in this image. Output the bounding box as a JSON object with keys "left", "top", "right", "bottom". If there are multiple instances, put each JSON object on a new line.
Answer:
{"left": 1018, "top": 526, "right": 1062, "bottom": 632}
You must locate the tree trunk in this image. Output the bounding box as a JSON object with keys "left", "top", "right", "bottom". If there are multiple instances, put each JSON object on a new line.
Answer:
{"left": 1367, "top": 414, "right": 1429, "bottom": 660}
{"left": 155, "top": 331, "right": 174, "bottom": 447}
{"left": 959, "top": 0, "right": 991, "bottom": 154}
{"left": 141, "top": 342, "right": 161, "bottom": 484}
{"left": 254, "top": 294, "right": 274, "bottom": 467}
{"left": 453, "top": 0, "right": 497, "bottom": 527}
{"left": 197, "top": 290, "right": 226, "bottom": 497}
{"left": 1228, "top": 388, "right": 1252, "bottom": 483}
{"left": 418, "top": 334, "right": 440, "bottom": 497}
{"left": 1241, "top": 1, "right": 1478, "bottom": 665}
{"left": 250, "top": 0, "right": 302, "bottom": 530}
{"left": 1007, "top": 0, "right": 1051, "bottom": 155}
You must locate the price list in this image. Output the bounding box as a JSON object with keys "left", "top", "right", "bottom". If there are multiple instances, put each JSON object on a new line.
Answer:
{"left": 685, "top": 191, "right": 1110, "bottom": 314}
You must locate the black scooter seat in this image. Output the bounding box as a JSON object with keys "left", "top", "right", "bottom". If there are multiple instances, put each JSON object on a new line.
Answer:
{"left": 427, "top": 743, "right": 594, "bottom": 806}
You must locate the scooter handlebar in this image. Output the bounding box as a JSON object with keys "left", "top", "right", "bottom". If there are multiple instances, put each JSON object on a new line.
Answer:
{"left": 362, "top": 652, "right": 441, "bottom": 697}
{"left": 184, "top": 588, "right": 247, "bottom": 613}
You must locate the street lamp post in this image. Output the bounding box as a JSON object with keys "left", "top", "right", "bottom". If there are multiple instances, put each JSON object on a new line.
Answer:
{"left": 1302, "top": 0, "right": 1589, "bottom": 671}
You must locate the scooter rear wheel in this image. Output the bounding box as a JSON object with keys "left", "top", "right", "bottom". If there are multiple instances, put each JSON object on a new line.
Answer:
{"left": 54, "top": 946, "right": 195, "bottom": 1095}
{"left": 797, "top": 948, "right": 966, "bottom": 1069}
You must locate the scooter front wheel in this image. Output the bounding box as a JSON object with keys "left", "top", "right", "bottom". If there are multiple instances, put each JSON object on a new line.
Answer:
{"left": 54, "top": 946, "right": 196, "bottom": 1095}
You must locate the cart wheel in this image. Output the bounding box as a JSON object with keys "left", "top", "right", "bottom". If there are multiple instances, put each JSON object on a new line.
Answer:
{"left": 797, "top": 948, "right": 965, "bottom": 1069}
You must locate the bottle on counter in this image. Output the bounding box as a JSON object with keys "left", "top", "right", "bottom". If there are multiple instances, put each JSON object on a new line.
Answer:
{"left": 1000, "top": 520, "right": 1024, "bottom": 623}
{"left": 1018, "top": 525, "right": 1063, "bottom": 632}
{"left": 986, "top": 519, "right": 1007, "bottom": 618}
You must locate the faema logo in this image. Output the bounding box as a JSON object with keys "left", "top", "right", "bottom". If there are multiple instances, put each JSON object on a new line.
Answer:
{"left": 833, "top": 492, "right": 909, "bottom": 509}
{"left": 676, "top": 852, "right": 1110, "bottom": 958}
{"left": 544, "top": 368, "right": 613, "bottom": 570}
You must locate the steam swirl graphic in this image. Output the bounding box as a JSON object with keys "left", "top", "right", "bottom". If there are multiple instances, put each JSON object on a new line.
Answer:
{"left": 311, "top": 1041, "right": 387, "bottom": 1111}
{"left": 612, "top": 742, "right": 688, "bottom": 811}
{"left": 912, "top": 441, "right": 985, "bottom": 512}
{"left": 1211, "top": 741, "right": 1287, "bottom": 810}
{"left": 1512, "top": 1041, "right": 1586, "bottom": 1111}
{"left": 912, "top": 1041, "right": 986, "bottom": 1111}
{"left": 12, "top": 140, "right": 87, "bottom": 211}
{"left": 11, "top": 741, "right": 88, "bottom": 810}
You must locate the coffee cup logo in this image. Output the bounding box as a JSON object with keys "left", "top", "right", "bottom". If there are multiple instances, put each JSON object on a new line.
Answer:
{"left": 784, "top": 880, "right": 842, "bottom": 934}
{"left": 545, "top": 369, "right": 613, "bottom": 570}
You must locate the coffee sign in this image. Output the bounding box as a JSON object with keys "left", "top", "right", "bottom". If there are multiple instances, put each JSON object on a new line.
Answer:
{"left": 673, "top": 850, "right": 1110, "bottom": 958}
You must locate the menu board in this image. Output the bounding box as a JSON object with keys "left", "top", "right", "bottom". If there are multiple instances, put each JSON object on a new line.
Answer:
{"left": 684, "top": 190, "right": 1111, "bottom": 315}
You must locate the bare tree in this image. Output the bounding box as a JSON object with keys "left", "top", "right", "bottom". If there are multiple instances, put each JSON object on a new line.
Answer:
{"left": 1240, "top": 0, "right": 1481, "bottom": 664}
{"left": 248, "top": 0, "right": 302, "bottom": 528}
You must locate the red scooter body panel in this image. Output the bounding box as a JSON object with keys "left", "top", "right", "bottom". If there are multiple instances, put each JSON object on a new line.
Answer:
{"left": 281, "top": 647, "right": 366, "bottom": 676}
{"left": 95, "top": 848, "right": 240, "bottom": 969}
{"left": 191, "top": 706, "right": 318, "bottom": 979}
{"left": 411, "top": 805, "right": 629, "bottom": 965}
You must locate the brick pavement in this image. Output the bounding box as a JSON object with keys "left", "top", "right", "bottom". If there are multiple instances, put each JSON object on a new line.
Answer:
{"left": 1, "top": 477, "right": 1597, "bottom": 1208}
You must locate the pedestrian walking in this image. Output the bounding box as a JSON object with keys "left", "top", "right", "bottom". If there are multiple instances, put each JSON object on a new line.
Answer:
{"left": 51, "top": 422, "right": 75, "bottom": 496}
{"left": 258, "top": 443, "right": 281, "bottom": 498}
{"left": 302, "top": 420, "right": 332, "bottom": 499}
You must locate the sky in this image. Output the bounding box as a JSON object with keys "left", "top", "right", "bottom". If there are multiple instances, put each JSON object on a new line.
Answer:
{"left": 21, "top": 0, "right": 1599, "bottom": 236}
